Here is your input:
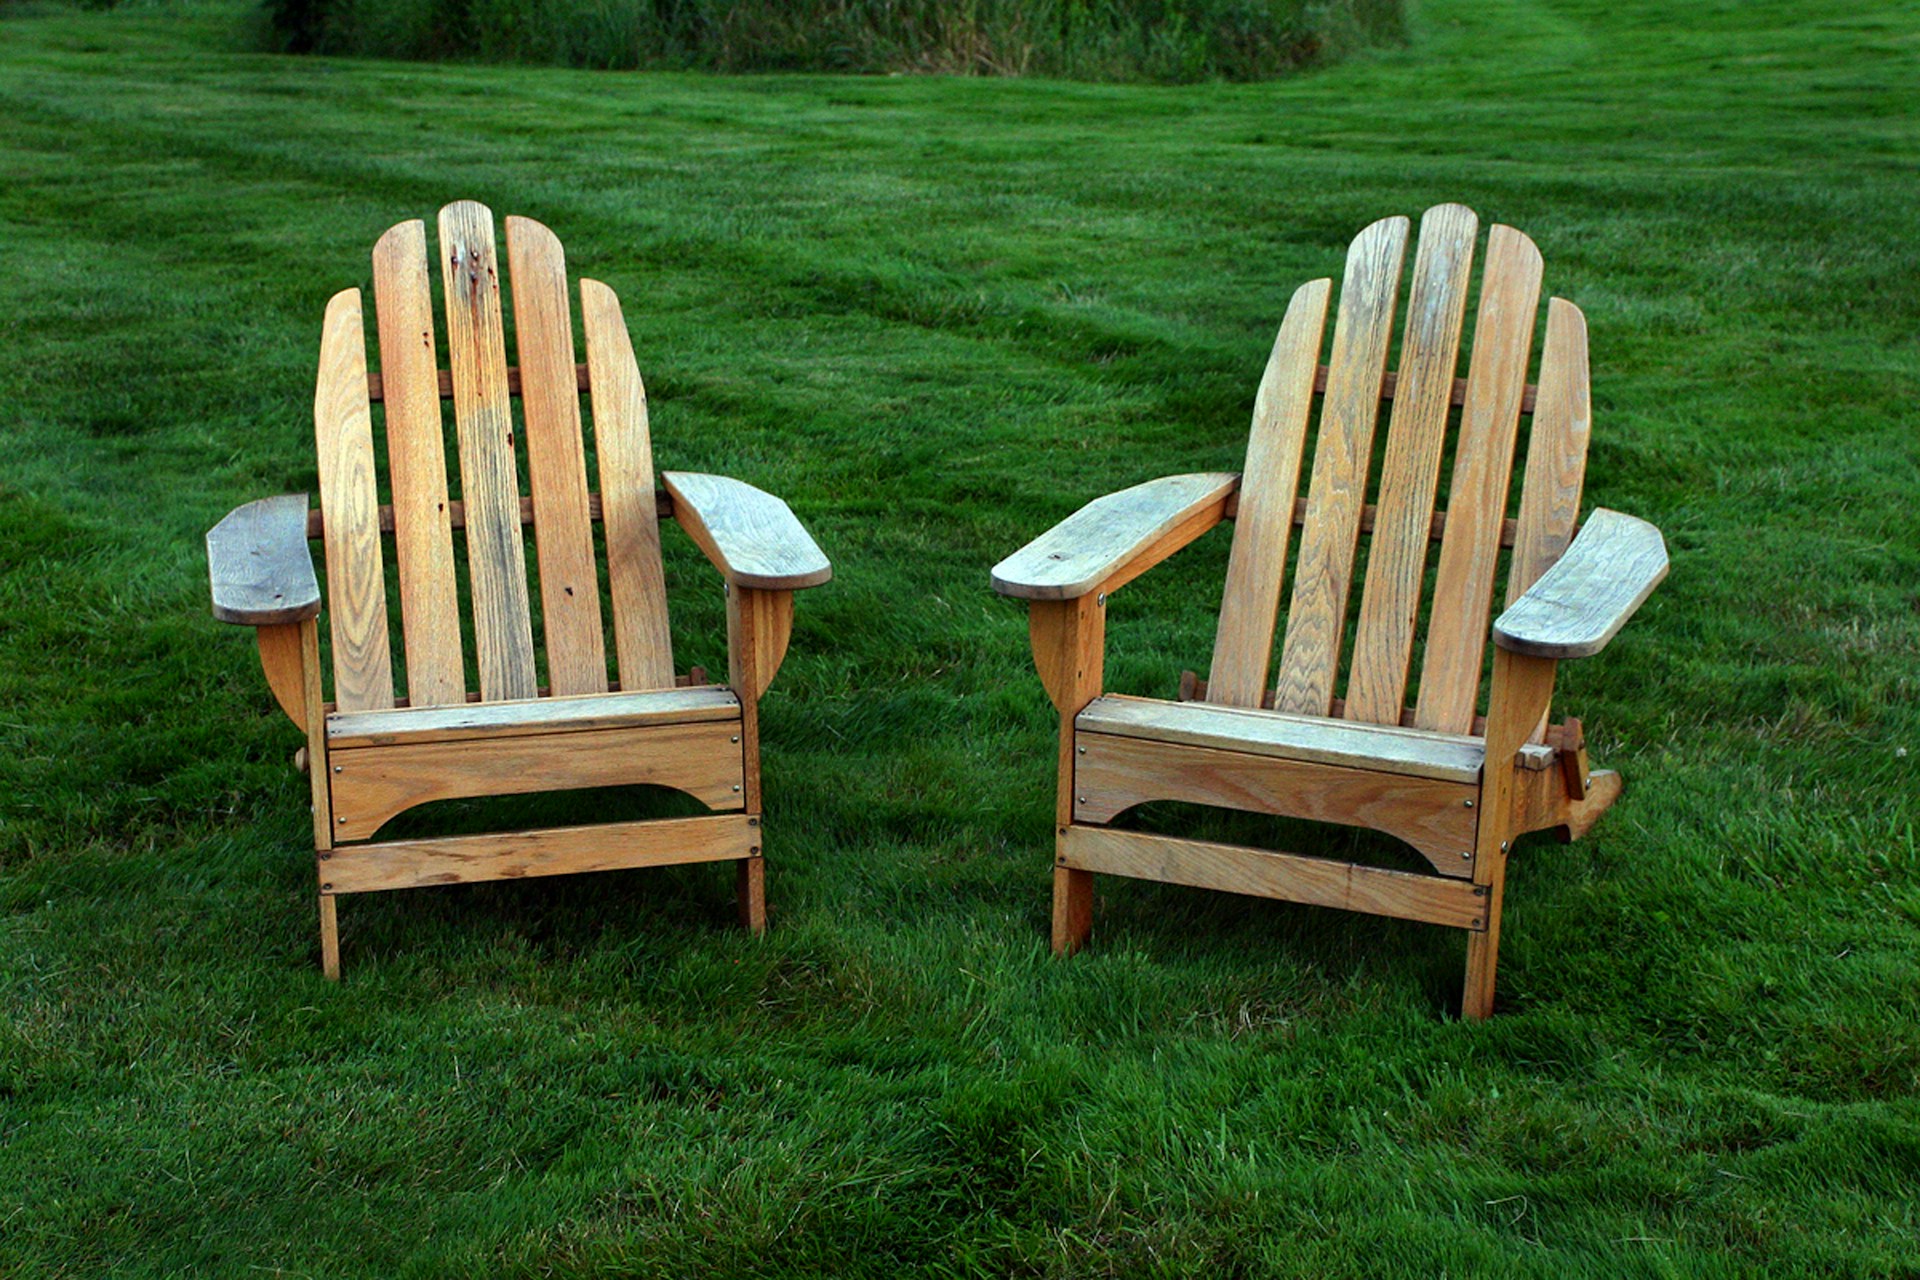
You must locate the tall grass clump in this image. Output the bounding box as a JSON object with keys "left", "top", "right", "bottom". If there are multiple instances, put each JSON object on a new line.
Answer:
{"left": 264, "top": 0, "right": 1404, "bottom": 81}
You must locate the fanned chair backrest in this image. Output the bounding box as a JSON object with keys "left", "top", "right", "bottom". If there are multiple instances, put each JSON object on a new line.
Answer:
{"left": 1207, "top": 204, "right": 1591, "bottom": 735}
{"left": 313, "top": 201, "right": 677, "bottom": 713}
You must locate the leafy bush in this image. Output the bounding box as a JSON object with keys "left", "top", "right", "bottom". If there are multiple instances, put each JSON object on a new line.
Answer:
{"left": 264, "top": 0, "right": 1403, "bottom": 81}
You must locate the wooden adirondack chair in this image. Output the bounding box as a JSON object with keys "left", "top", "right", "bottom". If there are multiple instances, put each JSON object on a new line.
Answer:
{"left": 205, "top": 201, "right": 830, "bottom": 978}
{"left": 991, "top": 205, "right": 1667, "bottom": 1018}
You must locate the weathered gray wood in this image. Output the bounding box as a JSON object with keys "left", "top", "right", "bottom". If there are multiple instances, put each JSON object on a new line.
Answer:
{"left": 991, "top": 472, "right": 1239, "bottom": 601}
{"left": 662, "top": 472, "right": 833, "bottom": 591}
{"left": 1078, "top": 693, "right": 1552, "bottom": 783}
{"left": 207, "top": 494, "right": 320, "bottom": 625}
{"left": 1492, "top": 508, "right": 1667, "bottom": 659}
{"left": 326, "top": 684, "right": 740, "bottom": 748}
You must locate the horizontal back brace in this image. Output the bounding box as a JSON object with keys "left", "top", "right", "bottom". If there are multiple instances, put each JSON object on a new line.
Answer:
{"left": 305, "top": 490, "right": 673, "bottom": 539}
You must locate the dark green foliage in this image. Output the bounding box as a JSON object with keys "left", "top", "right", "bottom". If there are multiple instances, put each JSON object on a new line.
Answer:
{"left": 261, "top": 0, "right": 1405, "bottom": 81}
{"left": 1, "top": 0, "right": 1918, "bottom": 1274}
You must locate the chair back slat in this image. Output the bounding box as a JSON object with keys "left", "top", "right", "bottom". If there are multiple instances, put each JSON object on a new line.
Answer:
{"left": 314, "top": 288, "right": 395, "bottom": 712}
{"left": 506, "top": 215, "right": 608, "bottom": 696}
{"left": 1205, "top": 279, "right": 1329, "bottom": 708}
{"left": 437, "top": 200, "right": 539, "bottom": 702}
{"left": 1342, "top": 204, "right": 1478, "bottom": 724}
{"left": 371, "top": 220, "right": 466, "bottom": 708}
{"left": 1270, "top": 215, "right": 1409, "bottom": 716}
{"left": 583, "top": 278, "right": 677, "bottom": 691}
{"left": 1507, "top": 298, "right": 1589, "bottom": 606}
{"left": 1413, "top": 224, "right": 1543, "bottom": 733}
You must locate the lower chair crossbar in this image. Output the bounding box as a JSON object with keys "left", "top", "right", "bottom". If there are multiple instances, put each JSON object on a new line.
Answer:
{"left": 321, "top": 813, "right": 756, "bottom": 894}
{"left": 1058, "top": 826, "right": 1488, "bottom": 930}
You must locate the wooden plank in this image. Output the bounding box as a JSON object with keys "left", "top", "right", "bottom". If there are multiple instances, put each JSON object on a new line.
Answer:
{"left": 1059, "top": 827, "right": 1488, "bottom": 929}
{"left": 663, "top": 472, "right": 834, "bottom": 592}
{"left": 581, "top": 278, "right": 676, "bottom": 691}
{"left": 727, "top": 586, "right": 794, "bottom": 706}
{"left": 1078, "top": 693, "right": 1508, "bottom": 784}
{"left": 1311, "top": 364, "right": 1537, "bottom": 416}
{"left": 313, "top": 288, "right": 395, "bottom": 712}
{"left": 207, "top": 494, "right": 320, "bottom": 625}
{"left": 322, "top": 813, "right": 754, "bottom": 894}
{"left": 365, "top": 362, "right": 588, "bottom": 403}
{"left": 327, "top": 684, "right": 740, "bottom": 748}
{"left": 1493, "top": 508, "right": 1667, "bottom": 659}
{"left": 1271, "top": 215, "right": 1409, "bottom": 716}
{"left": 1506, "top": 299, "right": 1592, "bottom": 607}
{"left": 256, "top": 622, "right": 308, "bottom": 727}
{"left": 1206, "top": 278, "right": 1331, "bottom": 707}
{"left": 1415, "top": 225, "right": 1544, "bottom": 733}
{"left": 1345, "top": 204, "right": 1479, "bottom": 724}
{"left": 1073, "top": 731, "right": 1477, "bottom": 872}
{"left": 305, "top": 490, "right": 670, "bottom": 539}
{"left": 371, "top": 218, "right": 466, "bottom": 708}
{"left": 438, "top": 200, "right": 538, "bottom": 702}
{"left": 329, "top": 718, "right": 745, "bottom": 842}
{"left": 990, "top": 472, "right": 1237, "bottom": 601}
{"left": 1030, "top": 590, "right": 1107, "bottom": 952}
{"left": 506, "top": 216, "right": 607, "bottom": 697}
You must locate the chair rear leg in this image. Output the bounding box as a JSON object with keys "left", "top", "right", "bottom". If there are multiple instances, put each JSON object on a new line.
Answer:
{"left": 737, "top": 856, "right": 766, "bottom": 934}
{"left": 319, "top": 893, "right": 341, "bottom": 981}
{"left": 1052, "top": 864, "right": 1093, "bottom": 954}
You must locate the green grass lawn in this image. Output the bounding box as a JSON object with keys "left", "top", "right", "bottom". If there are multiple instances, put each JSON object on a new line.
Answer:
{"left": 2, "top": 0, "right": 1917, "bottom": 1274}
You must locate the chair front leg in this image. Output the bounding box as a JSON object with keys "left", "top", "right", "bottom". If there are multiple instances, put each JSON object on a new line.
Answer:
{"left": 727, "top": 585, "right": 792, "bottom": 933}
{"left": 1029, "top": 594, "right": 1107, "bottom": 953}
{"left": 1463, "top": 644, "right": 1559, "bottom": 1019}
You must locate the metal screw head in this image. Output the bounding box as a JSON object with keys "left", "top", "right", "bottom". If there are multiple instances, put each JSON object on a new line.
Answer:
{"left": 1077, "top": 795, "right": 1087, "bottom": 804}
{"left": 730, "top": 735, "right": 740, "bottom": 743}
{"left": 321, "top": 882, "right": 332, "bottom": 892}
{"left": 1460, "top": 850, "right": 1472, "bottom": 860}
{"left": 1076, "top": 746, "right": 1086, "bottom": 755}
{"left": 333, "top": 765, "right": 343, "bottom": 774}
{"left": 338, "top": 817, "right": 347, "bottom": 825}
{"left": 1500, "top": 840, "right": 1510, "bottom": 852}
{"left": 1463, "top": 799, "right": 1474, "bottom": 808}
{"left": 1096, "top": 592, "right": 1107, "bottom": 607}
{"left": 732, "top": 784, "right": 741, "bottom": 793}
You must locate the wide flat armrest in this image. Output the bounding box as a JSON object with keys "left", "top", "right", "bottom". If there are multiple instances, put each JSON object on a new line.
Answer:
{"left": 662, "top": 472, "right": 832, "bottom": 591}
{"left": 1494, "top": 508, "right": 1668, "bottom": 659}
{"left": 991, "top": 472, "right": 1239, "bottom": 601}
{"left": 207, "top": 494, "right": 320, "bottom": 625}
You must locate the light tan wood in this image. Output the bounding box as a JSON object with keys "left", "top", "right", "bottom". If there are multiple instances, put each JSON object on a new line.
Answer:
{"left": 1206, "top": 279, "right": 1331, "bottom": 707}
{"left": 1507, "top": 299, "right": 1591, "bottom": 608}
{"left": 327, "top": 685, "right": 740, "bottom": 748}
{"left": 322, "top": 814, "right": 754, "bottom": 894}
{"left": 1344, "top": 204, "right": 1479, "bottom": 724}
{"left": 1416, "top": 225, "right": 1545, "bottom": 733}
{"left": 314, "top": 289, "right": 395, "bottom": 712}
{"left": 372, "top": 219, "right": 466, "bottom": 708}
{"left": 990, "top": 473, "right": 1237, "bottom": 601}
{"left": 329, "top": 719, "right": 746, "bottom": 842}
{"left": 318, "top": 893, "right": 339, "bottom": 981}
{"left": 728, "top": 586, "right": 794, "bottom": 705}
{"left": 1029, "top": 591, "right": 1107, "bottom": 952}
{"left": 664, "top": 472, "right": 833, "bottom": 591}
{"left": 301, "top": 617, "right": 332, "bottom": 851}
{"left": 207, "top": 494, "right": 320, "bottom": 625}
{"left": 438, "top": 200, "right": 538, "bottom": 702}
{"left": 365, "top": 362, "right": 588, "bottom": 403}
{"left": 1462, "top": 645, "right": 1558, "bottom": 1019}
{"left": 1307, "top": 363, "right": 1538, "bottom": 415}
{"left": 1272, "top": 215, "right": 1409, "bottom": 716}
{"left": 1059, "top": 828, "right": 1488, "bottom": 930}
{"left": 256, "top": 623, "right": 307, "bottom": 727}
{"left": 1494, "top": 509, "right": 1668, "bottom": 659}
{"left": 304, "top": 490, "right": 671, "bottom": 540}
{"left": 506, "top": 216, "right": 608, "bottom": 696}
{"left": 738, "top": 852, "right": 766, "bottom": 933}
{"left": 1074, "top": 731, "right": 1477, "bottom": 873}
{"left": 582, "top": 278, "right": 676, "bottom": 692}
{"left": 1079, "top": 693, "right": 1551, "bottom": 783}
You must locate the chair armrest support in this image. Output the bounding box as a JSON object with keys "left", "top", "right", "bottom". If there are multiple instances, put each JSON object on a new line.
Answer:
{"left": 207, "top": 494, "right": 320, "bottom": 625}
{"left": 662, "top": 472, "right": 832, "bottom": 591}
{"left": 990, "top": 472, "right": 1240, "bottom": 601}
{"left": 1493, "top": 508, "right": 1668, "bottom": 659}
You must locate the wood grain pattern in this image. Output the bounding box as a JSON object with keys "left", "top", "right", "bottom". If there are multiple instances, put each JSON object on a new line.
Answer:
{"left": 728, "top": 586, "right": 794, "bottom": 705}
{"left": 663, "top": 472, "right": 833, "bottom": 591}
{"left": 438, "top": 201, "right": 538, "bottom": 702}
{"left": 1345, "top": 204, "right": 1479, "bottom": 724}
{"left": 372, "top": 219, "right": 466, "bottom": 708}
{"left": 1492, "top": 508, "right": 1667, "bottom": 659}
{"left": 256, "top": 623, "right": 308, "bottom": 727}
{"left": 1506, "top": 298, "right": 1592, "bottom": 608}
{"left": 1073, "top": 731, "right": 1477, "bottom": 872}
{"left": 1415, "top": 225, "right": 1544, "bottom": 733}
{"left": 581, "top": 278, "right": 676, "bottom": 691}
{"left": 1059, "top": 827, "right": 1488, "bottom": 929}
{"left": 1077, "top": 693, "right": 1551, "bottom": 783}
{"left": 365, "top": 361, "right": 588, "bottom": 403}
{"left": 1272, "top": 215, "right": 1409, "bottom": 715}
{"left": 314, "top": 288, "right": 395, "bottom": 712}
{"left": 323, "top": 814, "right": 754, "bottom": 894}
{"left": 326, "top": 684, "right": 740, "bottom": 748}
{"left": 990, "top": 472, "right": 1237, "bottom": 601}
{"left": 328, "top": 719, "right": 746, "bottom": 842}
{"left": 1206, "top": 278, "right": 1331, "bottom": 707}
{"left": 207, "top": 494, "right": 320, "bottom": 625}
{"left": 305, "top": 489, "right": 670, "bottom": 540}
{"left": 506, "top": 216, "right": 607, "bottom": 696}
